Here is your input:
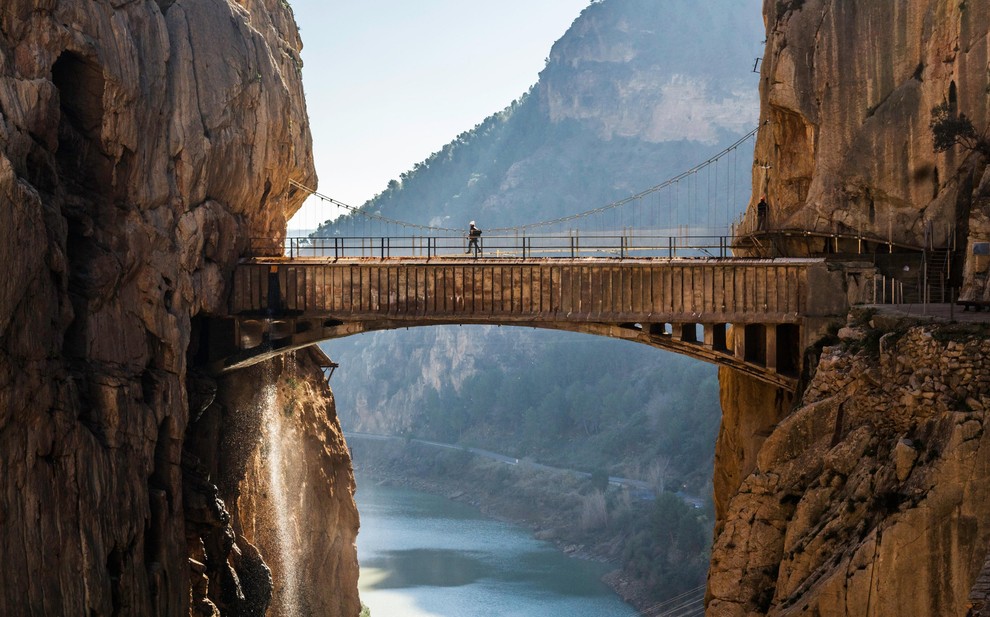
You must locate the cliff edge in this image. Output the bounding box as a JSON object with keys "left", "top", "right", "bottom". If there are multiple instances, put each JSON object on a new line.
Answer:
{"left": 0, "top": 1, "right": 357, "bottom": 615}
{"left": 744, "top": 0, "right": 990, "bottom": 300}
{"left": 711, "top": 1, "right": 990, "bottom": 614}
{"left": 711, "top": 313, "right": 990, "bottom": 615}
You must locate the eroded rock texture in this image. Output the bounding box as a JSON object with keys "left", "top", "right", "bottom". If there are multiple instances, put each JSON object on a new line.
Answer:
{"left": 187, "top": 348, "right": 360, "bottom": 617}
{"left": 710, "top": 316, "right": 990, "bottom": 616}
{"left": 745, "top": 0, "right": 990, "bottom": 299}
{"left": 0, "top": 1, "right": 356, "bottom": 615}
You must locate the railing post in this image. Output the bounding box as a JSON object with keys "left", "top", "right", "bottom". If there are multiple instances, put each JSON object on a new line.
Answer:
{"left": 620, "top": 236, "right": 626, "bottom": 259}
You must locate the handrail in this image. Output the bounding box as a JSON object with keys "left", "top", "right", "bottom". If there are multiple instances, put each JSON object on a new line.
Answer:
{"left": 248, "top": 233, "right": 742, "bottom": 260}
{"left": 735, "top": 228, "right": 938, "bottom": 253}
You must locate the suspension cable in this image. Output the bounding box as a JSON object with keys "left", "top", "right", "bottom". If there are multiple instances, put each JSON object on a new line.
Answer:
{"left": 292, "top": 124, "right": 761, "bottom": 235}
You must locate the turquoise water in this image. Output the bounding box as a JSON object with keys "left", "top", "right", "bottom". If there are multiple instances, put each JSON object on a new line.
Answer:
{"left": 355, "top": 478, "right": 639, "bottom": 617}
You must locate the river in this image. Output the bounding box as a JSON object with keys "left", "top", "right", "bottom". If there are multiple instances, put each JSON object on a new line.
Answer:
{"left": 355, "top": 476, "right": 639, "bottom": 617}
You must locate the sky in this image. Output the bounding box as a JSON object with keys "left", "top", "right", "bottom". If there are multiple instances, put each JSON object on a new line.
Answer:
{"left": 287, "top": 0, "right": 592, "bottom": 231}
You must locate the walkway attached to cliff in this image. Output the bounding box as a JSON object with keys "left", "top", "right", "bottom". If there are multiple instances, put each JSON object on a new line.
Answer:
{"left": 209, "top": 123, "right": 960, "bottom": 390}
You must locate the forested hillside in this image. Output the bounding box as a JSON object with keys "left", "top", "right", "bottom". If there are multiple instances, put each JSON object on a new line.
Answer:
{"left": 315, "top": 0, "right": 763, "bottom": 233}
{"left": 318, "top": 0, "right": 764, "bottom": 605}
{"left": 318, "top": 0, "right": 762, "bottom": 488}
{"left": 325, "top": 327, "right": 721, "bottom": 490}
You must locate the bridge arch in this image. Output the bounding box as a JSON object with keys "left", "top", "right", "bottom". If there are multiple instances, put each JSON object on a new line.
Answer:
{"left": 211, "top": 256, "right": 855, "bottom": 391}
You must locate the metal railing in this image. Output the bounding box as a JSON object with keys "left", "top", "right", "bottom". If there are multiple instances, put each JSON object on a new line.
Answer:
{"left": 249, "top": 233, "right": 741, "bottom": 260}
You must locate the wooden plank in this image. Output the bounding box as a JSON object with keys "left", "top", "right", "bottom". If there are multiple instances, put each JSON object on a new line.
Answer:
{"left": 369, "top": 265, "right": 377, "bottom": 314}
{"left": 756, "top": 266, "right": 770, "bottom": 313}
{"left": 454, "top": 267, "right": 463, "bottom": 313}
{"left": 516, "top": 266, "right": 526, "bottom": 313}
{"left": 701, "top": 266, "right": 712, "bottom": 315}
{"left": 558, "top": 266, "right": 571, "bottom": 314}
{"left": 605, "top": 267, "right": 616, "bottom": 316}
{"left": 624, "top": 266, "right": 634, "bottom": 316}
{"left": 521, "top": 266, "right": 531, "bottom": 314}
{"left": 345, "top": 265, "right": 353, "bottom": 313}
{"left": 637, "top": 266, "right": 648, "bottom": 315}
{"left": 649, "top": 267, "right": 661, "bottom": 314}
{"left": 790, "top": 266, "right": 801, "bottom": 314}
{"left": 752, "top": 265, "right": 760, "bottom": 314}
{"left": 494, "top": 266, "right": 502, "bottom": 313}
{"left": 427, "top": 266, "right": 436, "bottom": 314}
{"left": 550, "top": 265, "right": 570, "bottom": 315}
{"left": 576, "top": 266, "right": 587, "bottom": 315}
{"left": 714, "top": 266, "right": 725, "bottom": 316}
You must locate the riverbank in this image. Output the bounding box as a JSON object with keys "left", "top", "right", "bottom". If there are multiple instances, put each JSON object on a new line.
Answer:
{"left": 348, "top": 437, "right": 706, "bottom": 613}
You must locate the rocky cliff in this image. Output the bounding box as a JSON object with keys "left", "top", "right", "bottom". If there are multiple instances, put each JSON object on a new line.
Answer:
{"left": 0, "top": 1, "right": 357, "bottom": 615}
{"left": 710, "top": 313, "right": 990, "bottom": 616}
{"left": 745, "top": 0, "right": 990, "bottom": 299}
{"left": 709, "top": 1, "right": 990, "bottom": 614}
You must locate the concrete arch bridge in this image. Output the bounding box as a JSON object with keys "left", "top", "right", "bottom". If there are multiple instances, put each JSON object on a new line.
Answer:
{"left": 210, "top": 252, "right": 860, "bottom": 391}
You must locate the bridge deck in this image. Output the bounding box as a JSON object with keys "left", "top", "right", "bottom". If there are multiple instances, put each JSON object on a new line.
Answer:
{"left": 232, "top": 256, "right": 843, "bottom": 324}
{"left": 221, "top": 257, "right": 853, "bottom": 390}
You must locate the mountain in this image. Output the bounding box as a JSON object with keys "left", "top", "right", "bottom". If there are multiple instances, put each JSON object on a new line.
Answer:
{"left": 315, "top": 0, "right": 764, "bottom": 234}
{"left": 320, "top": 0, "right": 764, "bottom": 491}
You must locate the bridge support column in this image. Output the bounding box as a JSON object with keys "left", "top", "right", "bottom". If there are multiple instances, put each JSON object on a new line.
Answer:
{"left": 765, "top": 325, "right": 778, "bottom": 373}
{"left": 734, "top": 326, "right": 746, "bottom": 361}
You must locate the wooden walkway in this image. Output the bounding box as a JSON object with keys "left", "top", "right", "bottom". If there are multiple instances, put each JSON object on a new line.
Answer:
{"left": 218, "top": 257, "right": 854, "bottom": 389}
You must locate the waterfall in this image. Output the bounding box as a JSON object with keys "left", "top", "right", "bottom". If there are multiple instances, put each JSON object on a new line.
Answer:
{"left": 260, "top": 375, "right": 301, "bottom": 617}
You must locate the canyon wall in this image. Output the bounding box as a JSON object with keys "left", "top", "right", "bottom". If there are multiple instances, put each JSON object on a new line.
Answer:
{"left": 0, "top": 0, "right": 358, "bottom": 615}
{"left": 186, "top": 347, "right": 360, "bottom": 617}
{"left": 710, "top": 1, "right": 990, "bottom": 614}
{"left": 710, "top": 314, "right": 990, "bottom": 616}
{"left": 745, "top": 0, "right": 990, "bottom": 301}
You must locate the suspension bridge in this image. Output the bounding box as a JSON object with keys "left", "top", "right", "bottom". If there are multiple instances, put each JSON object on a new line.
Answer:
{"left": 208, "top": 124, "right": 953, "bottom": 389}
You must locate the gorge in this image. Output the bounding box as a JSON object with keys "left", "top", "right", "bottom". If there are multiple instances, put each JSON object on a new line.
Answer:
{"left": 4, "top": 1, "right": 990, "bottom": 617}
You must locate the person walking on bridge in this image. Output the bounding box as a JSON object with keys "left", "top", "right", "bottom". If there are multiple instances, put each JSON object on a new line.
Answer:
{"left": 466, "top": 221, "right": 482, "bottom": 257}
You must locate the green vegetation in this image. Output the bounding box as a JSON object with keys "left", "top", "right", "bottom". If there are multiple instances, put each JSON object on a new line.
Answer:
{"left": 312, "top": 0, "right": 760, "bottom": 238}
{"left": 930, "top": 102, "right": 990, "bottom": 157}
{"left": 315, "top": 0, "right": 766, "bottom": 607}
{"left": 618, "top": 493, "right": 710, "bottom": 597}
{"left": 329, "top": 327, "right": 721, "bottom": 491}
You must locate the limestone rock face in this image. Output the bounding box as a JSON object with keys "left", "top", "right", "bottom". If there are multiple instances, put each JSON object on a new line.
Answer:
{"left": 0, "top": 0, "right": 358, "bottom": 615}
{"left": 189, "top": 348, "right": 361, "bottom": 617}
{"left": 540, "top": 0, "right": 762, "bottom": 144}
{"left": 745, "top": 0, "right": 990, "bottom": 298}
{"left": 709, "top": 320, "right": 990, "bottom": 616}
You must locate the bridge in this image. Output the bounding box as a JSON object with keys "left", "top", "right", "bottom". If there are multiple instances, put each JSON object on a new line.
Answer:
{"left": 204, "top": 124, "right": 953, "bottom": 390}
{"left": 210, "top": 239, "right": 860, "bottom": 390}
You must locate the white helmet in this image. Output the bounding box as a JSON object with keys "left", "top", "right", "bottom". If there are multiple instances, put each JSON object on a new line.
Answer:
{"left": 470, "top": 221, "right": 476, "bottom": 226}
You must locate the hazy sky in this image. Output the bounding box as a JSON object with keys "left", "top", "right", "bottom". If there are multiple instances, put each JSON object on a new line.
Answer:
{"left": 287, "top": 0, "right": 592, "bottom": 231}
